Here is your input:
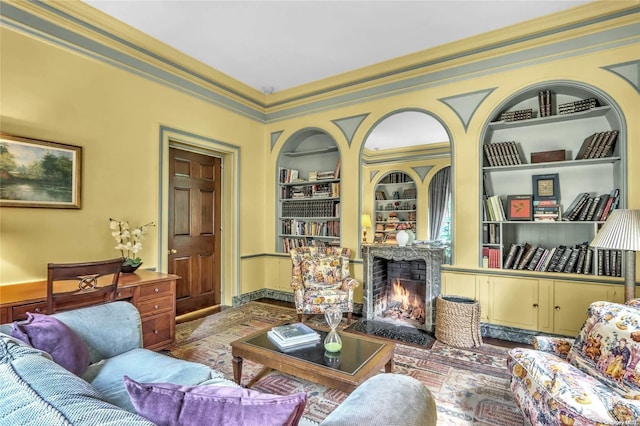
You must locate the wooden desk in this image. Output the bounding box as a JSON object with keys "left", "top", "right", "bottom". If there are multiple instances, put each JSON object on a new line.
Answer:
{"left": 0, "top": 270, "right": 179, "bottom": 351}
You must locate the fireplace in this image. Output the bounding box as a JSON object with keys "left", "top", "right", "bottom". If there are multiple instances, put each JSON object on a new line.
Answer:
{"left": 359, "top": 245, "right": 443, "bottom": 344}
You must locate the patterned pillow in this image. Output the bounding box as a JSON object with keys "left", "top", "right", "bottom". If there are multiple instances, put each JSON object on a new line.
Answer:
{"left": 568, "top": 302, "right": 640, "bottom": 399}
{"left": 300, "top": 257, "right": 342, "bottom": 289}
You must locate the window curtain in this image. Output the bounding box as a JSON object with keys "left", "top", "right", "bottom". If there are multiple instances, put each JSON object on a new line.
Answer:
{"left": 429, "top": 166, "right": 451, "bottom": 239}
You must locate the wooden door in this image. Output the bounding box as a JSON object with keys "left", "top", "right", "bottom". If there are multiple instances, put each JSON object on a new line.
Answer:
{"left": 168, "top": 148, "right": 221, "bottom": 316}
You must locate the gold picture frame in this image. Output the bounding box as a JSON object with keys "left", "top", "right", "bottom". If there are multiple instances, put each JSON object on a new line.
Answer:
{"left": 0, "top": 133, "right": 82, "bottom": 208}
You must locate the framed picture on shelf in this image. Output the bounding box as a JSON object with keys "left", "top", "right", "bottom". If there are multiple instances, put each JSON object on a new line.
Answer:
{"left": 506, "top": 195, "right": 533, "bottom": 221}
{"left": 532, "top": 173, "right": 560, "bottom": 201}
{"left": 0, "top": 133, "right": 82, "bottom": 208}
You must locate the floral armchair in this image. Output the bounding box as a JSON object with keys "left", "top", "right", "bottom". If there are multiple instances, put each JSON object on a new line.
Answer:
{"left": 289, "top": 247, "right": 359, "bottom": 324}
{"left": 507, "top": 299, "right": 640, "bottom": 425}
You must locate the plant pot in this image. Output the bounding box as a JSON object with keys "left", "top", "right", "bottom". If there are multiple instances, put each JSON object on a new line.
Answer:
{"left": 121, "top": 262, "right": 142, "bottom": 274}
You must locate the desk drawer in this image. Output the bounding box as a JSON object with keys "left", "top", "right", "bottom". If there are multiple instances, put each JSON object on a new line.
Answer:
{"left": 12, "top": 302, "right": 48, "bottom": 320}
{"left": 138, "top": 281, "right": 172, "bottom": 299}
{"left": 115, "top": 287, "right": 135, "bottom": 300}
{"left": 142, "top": 312, "right": 173, "bottom": 349}
{"left": 137, "top": 295, "right": 173, "bottom": 317}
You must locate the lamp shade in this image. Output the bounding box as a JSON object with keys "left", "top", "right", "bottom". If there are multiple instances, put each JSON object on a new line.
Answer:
{"left": 590, "top": 209, "right": 640, "bottom": 251}
{"left": 361, "top": 214, "right": 372, "bottom": 228}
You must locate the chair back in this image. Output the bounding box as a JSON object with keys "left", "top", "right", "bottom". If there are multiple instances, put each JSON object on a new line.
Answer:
{"left": 47, "top": 258, "right": 123, "bottom": 314}
{"left": 290, "top": 247, "right": 351, "bottom": 288}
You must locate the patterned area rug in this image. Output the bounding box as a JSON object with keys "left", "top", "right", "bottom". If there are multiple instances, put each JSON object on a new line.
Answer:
{"left": 169, "top": 301, "right": 525, "bottom": 425}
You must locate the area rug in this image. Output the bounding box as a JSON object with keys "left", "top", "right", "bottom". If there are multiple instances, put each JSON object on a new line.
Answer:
{"left": 169, "top": 301, "right": 525, "bottom": 425}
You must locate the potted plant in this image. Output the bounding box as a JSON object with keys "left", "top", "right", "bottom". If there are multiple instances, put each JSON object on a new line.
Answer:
{"left": 109, "top": 218, "right": 155, "bottom": 273}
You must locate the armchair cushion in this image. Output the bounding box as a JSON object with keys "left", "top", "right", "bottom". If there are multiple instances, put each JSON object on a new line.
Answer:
{"left": 10, "top": 312, "right": 90, "bottom": 377}
{"left": 300, "top": 258, "right": 342, "bottom": 289}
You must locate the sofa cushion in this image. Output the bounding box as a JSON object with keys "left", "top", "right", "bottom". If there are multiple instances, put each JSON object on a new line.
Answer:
{"left": 0, "top": 336, "right": 154, "bottom": 426}
{"left": 568, "top": 301, "right": 640, "bottom": 399}
{"left": 10, "top": 312, "right": 90, "bottom": 376}
{"left": 89, "top": 348, "right": 221, "bottom": 412}
{"left": 123, "top": 376, "right": 307, "bottom": 426}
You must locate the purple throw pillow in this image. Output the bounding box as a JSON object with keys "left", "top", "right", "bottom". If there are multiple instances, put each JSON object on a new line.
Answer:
{"left": 10, "top": 312, "right": 90, "bottom": 376}
{"left": 123, "top": 376, "right": 307, "bottom": 426}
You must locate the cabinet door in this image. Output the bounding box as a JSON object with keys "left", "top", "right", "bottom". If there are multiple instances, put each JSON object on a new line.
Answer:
{"left": 553, "top": 280, "right": 623, "bottom": 336}
{"left": 441, "top": 272, "right": 476, "bottom": 299}
{"left": 487, "top": 276, "right": 539, "bottom": 330}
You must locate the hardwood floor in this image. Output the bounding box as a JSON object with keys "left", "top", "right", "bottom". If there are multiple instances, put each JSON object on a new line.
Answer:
{"left": 254, "top": 298, "right": 529, "bottom": 349}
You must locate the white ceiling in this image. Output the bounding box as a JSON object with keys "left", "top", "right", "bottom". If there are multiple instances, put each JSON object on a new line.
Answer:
{"left": 83, "top": 0, "right": 592, "bottom": 150}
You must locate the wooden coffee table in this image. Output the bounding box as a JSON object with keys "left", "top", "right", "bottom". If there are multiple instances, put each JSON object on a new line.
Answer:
{"left": 230, "top": 324, "right": 395, "bottom": 393}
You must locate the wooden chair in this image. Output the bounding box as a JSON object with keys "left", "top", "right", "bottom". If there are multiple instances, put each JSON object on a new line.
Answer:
{"left": 47, "top": 258, "right": 123, "bottom": 314}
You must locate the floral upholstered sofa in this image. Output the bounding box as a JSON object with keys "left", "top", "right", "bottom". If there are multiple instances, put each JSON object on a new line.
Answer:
{"left": 508, "top": 299, "right": 640, "bottom": 425}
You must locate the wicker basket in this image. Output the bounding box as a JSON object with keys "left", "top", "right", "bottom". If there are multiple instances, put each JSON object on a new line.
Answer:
{"left": 435, "top": 295, "right": 483, "bottom": 348}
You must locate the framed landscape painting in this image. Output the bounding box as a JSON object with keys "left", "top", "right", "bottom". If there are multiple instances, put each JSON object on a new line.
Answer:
{"left": 0, "top": 134, "right": 82, "bottom": 208}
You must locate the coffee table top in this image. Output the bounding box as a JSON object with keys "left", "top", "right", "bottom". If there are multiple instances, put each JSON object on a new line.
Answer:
{"left": 230, "top": 323, "right": 395, "bottom": 392}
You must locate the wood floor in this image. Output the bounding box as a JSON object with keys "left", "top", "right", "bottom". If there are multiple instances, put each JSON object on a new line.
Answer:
{"left": 254, "top": 298, "right": 527, "bottom": 349}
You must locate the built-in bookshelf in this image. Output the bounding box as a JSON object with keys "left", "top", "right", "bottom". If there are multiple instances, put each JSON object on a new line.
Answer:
{"left": 374, "top": 172, "right": 416, "bottom": 244}
{"left": 480, "top": 83, "right": 625, "bottom": 276}
{"left": 276, "top": 131, "right": 342, "bottom": 253}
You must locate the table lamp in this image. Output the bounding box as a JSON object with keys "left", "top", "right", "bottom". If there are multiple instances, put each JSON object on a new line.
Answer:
{"left": 361, "top": 214, "right": 372, "bottom": 243}
{"left": 590, "top": 209, "right": 640, "bottom": 301}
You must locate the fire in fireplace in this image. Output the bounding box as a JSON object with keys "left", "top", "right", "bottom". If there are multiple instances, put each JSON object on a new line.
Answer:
{"left": 380, "top": 278, "right": 426, "bottom": 328}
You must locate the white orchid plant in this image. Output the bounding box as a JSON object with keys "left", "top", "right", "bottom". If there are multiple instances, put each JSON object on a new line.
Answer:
{"left": 109, "top": 218, "right": 155, "bottom": 267}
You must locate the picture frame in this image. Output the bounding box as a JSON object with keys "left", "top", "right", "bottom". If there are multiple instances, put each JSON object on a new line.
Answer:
{"left": 0, "top": 133, "right": 82, "bottom": 208}
{"left": 506, "top": 195, "right": 533, "bottom": 221}
{"left": 532, "top": 173, "right": 560, "bottom": 201}
{"left": 373, "top": 232, "right": 386, "bottom": 243}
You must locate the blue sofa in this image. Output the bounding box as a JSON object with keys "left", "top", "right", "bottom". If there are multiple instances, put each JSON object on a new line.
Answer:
{"left": 1, "top": 301, "right": 436, "bottom": 425}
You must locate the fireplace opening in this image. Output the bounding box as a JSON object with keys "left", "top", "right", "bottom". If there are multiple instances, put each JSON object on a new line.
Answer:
{"left": 379, "top": 278, "right": 426, "bottom": 329}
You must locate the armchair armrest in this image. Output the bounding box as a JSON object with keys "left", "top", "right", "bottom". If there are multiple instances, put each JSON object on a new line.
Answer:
{"left": 532, "top": 335, "right": 574, "bottom": 359}
{"left": 340, "top": 277, "right": 359, "bottom": 291}
{"left": 625, "top": 298, "right": 640, "bottom": 309}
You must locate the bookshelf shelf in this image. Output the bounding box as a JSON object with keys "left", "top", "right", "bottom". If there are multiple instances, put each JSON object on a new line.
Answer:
{"left": 276, "top": 132, "right": 342, "bottom": 253}
{"left": 373, "top": 172, "right": 417, "bottom": 243}
{"left": 480, "top": 84, "right": 625, "bottom": 276}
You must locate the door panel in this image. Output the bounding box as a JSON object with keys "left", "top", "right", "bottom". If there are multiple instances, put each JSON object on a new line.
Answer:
{"left": 169, "top": 148, "right": 221, "bottom": 316}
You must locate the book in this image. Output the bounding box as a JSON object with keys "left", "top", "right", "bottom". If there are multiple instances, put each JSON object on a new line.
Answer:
{"left": 554, "top": 247, "right": 573, "bottom": 272}
{"left": 546, "top": 245, "right": 566, "bottom": 272}
{"left": 562, "top": 192, "right": 588, "bottom": 221}
{"left": 502, "top": 243, "right": 521, "bottom": 269}
{"left": 517, "top": 243, "right": 536, "bottom": 270}
{"left": 539, "top": 247, "right": 556, "bottom": 272}
{"left": 267, "top": 331, "right": 321, "bottom": 351}
{"left": 271, "top": 323, "right": 320, "bottom": 343}
{"left": 583, "top": 248, "right": 594, "bottom": 275}
{"left": 563, "top": 247, "right": 582, "bottom": 273}
{"left": 526, "top": 246, "right": 546, "bottom": 271}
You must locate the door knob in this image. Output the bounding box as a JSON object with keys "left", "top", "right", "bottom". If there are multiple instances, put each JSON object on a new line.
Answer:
{"left": 169, "top": 249, "right": 177, "bottom": 254}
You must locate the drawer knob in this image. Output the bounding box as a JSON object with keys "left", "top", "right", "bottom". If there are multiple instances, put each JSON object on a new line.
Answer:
{"left": 154, "top": 288, "right": 160, "bottom": 293}
{"left": 117, "top": 292, "right": 122, "bottom": 297}
{"left": 555, "top": 306, "right": 561, "bottom": 311}
{"left": 154, "top": 305, "right": 159, "bottom": 310}
{"left": 154, "top": 330, "right": 159, "bottom": 334}
{"left": 533, "top": 304, "right": 539, "bottom": 308}
{"left": 34, "top": 307, "right": 42, "bottom": 313}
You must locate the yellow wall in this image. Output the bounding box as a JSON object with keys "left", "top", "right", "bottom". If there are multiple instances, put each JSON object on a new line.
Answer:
{"left": 1, "top": 1, "right": 638, "bottom": 306}
{"left": 0, "top": 25, "right": 265, "bottom": 303}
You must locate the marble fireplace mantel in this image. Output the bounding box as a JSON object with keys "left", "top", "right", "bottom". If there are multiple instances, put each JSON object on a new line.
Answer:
{"left": 361, "top": 244, "right": 444, "bottom": 333}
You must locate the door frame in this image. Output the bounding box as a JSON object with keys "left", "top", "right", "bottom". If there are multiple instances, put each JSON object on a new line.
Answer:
{"left": 158, "top": 126, "right": 241, "bottom": 305}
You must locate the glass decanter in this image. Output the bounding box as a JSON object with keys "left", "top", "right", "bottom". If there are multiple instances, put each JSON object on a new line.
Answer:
{"left": 323, "top": 305, "right": 343, "bottom": 352}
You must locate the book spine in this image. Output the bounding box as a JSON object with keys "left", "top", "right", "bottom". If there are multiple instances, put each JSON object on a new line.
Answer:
{"left": 502, "top": 243, "right": 520, "bottom": 269}
{"left": 546, "top": 246, "right": 565, "bottom": 272}
{"left": 517, "top": 243, "right": 536, "bottom": 270}
{"left": 554, "top": 248, "right": 573, "bottom": 272}
{"left": 527, "top": 247, "right": 546, "bottom": 271}
{"left": 583, "top": 248, "right": 593, "bottom": 275}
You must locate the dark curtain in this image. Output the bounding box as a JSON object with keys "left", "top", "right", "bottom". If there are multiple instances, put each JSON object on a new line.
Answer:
{"left": 429, "top": 166, "right": 451, "bottom": 239}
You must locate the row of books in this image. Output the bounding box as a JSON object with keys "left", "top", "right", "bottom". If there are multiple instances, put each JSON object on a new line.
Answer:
{"left": 483, "top": 141, "right": 522, "bottom": 167}
{"left": 503, "top": 243, "right": 594, "bottom": 274}
{"left": 499, "top": 108, "right": 533, "bottom": 122}
{"left": 483, "top": 195, "right": 507, "bottom": 221}
{"left": 598, "top": 249, "right": 623, "bottom": 277}
{"left": 561, "top": 189, "right": 619, "bottom": 222}
{"left": 483, "top": 247, "right": 501, "bottom": 268}
{"left": 281, "top": 199, "right": 338, "bottom": 218}
{"left": 532, "top": 199, "right": 561, "bottom": 222}
{"left": 538, "top": 90, "right": 553, "bottom": 117}
{"left": 558, "top": 98, "right": 599, "bottom": 115}
{"left": 281, "top": 183, "right": 340, "bottom": 199}
{"left": 267, "top": 323, "right": 321, "bottom": 351}
{"left": 281, "top": 219, "right": 340, "bottom": 237}
{"left": 575, "top": 130, "right": 619, "bottom": 160}
{"left": 281, "top": 237, "right": 340, "bottom": 253}
{"left": 279, "top": 167, "right": 300, "bottom": 184}
{"left": 482, "top": 223, "right": 501, "bottom": 244}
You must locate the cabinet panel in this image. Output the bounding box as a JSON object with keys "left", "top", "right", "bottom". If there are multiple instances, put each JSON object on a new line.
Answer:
{"left": 553, "top": 280, "right": 622, "bottom": 336}
{"left": 142, "top": 312, "right": 174, "bottom": 350}
{"left": 488, "top": 276, "right": 539, "bottom": 330}
{"left": 442, "top": 272, "right": 476, "bottom": 299}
